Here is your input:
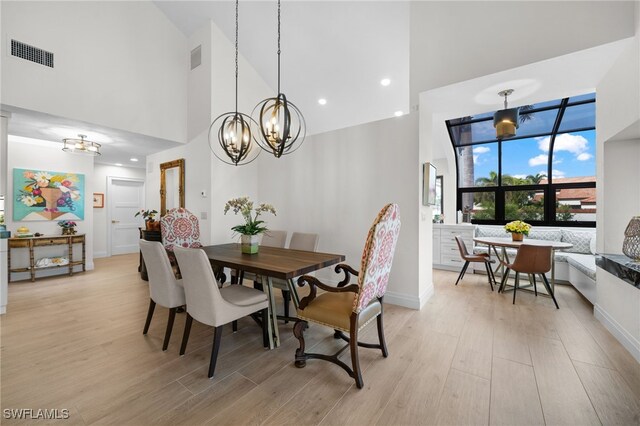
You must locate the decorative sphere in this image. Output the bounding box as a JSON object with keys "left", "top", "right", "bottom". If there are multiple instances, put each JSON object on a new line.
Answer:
{"left": 209, "top": 112, "right": 259, "bottom": 166}
{"left": 253, "top": 93, "right": 306, "bottom": 158}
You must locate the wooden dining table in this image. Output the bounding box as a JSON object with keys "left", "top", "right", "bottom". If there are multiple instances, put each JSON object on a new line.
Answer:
{"left": 473, "top": 237, "right": 573, "bottom": 294}
{"left": 201, "top": 243, "right": 345, "bottom": 349}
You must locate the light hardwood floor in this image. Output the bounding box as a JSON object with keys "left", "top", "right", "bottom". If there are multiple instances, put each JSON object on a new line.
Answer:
{"left": 2, "top": 254, "right": 639, "bottom": 425}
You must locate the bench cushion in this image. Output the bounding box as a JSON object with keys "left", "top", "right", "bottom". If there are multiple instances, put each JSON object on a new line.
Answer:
{"left": 476, "top": 226, "right": 508, "bottom": 239}
{"left": 561, "top": 229, "right": 596, "bottom": 254}
{"left": 527, "top": 229, "right": 562, "bottom": 242}
{"left": 565, "top": 253, "right": 596, "bottom": 280}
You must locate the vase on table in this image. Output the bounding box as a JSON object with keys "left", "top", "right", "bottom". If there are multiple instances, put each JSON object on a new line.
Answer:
{"left": 62, "top": 227, "right": 76, "bottom": 236}
{"left": 241, "top": 234, "right": 260, "bottom": 254}
{"left": 511, "top": 232, "right": 524, "bottom": 242}
{"left": 622, "top": 216, "right": 640, "bottom": 260}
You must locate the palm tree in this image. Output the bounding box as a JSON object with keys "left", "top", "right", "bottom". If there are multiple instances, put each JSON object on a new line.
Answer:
{"left": 526, "top": 173, "right": 547, "bottom": 184}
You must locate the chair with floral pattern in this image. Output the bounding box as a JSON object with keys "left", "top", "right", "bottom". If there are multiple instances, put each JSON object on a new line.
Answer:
{"left": 292, "top": 204, "right": 401, "bottom": 388}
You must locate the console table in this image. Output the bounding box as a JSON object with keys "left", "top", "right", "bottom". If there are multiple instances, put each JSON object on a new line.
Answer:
{"left": 139, "top": 229, "right": 161, "bottom": 281}
{"left": 8, "top": 234, "right": 86, "bottom": 282}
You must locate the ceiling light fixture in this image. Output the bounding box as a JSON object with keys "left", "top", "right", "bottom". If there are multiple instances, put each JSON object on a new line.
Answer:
{"left": 380, "top": 78, "right": 391, "bottom": 86}
{"left": 493, "top": 89, "right": 519, "bottom": 139}
{"left": 130, "top": 157, "right": 139, "bottom": 162}
{"left": 253, "top": 0, "right": 306, "bottom": 158}
{"left": 394, "top": 111, "right": 403, "bottom": 117}
{"left": 115, "top": 163, "right": 123, "bottom": 167}
{"left": 318, "top": 98, "right": 327, "bottom": 106}
{"left": 209, "top": 0, "right": 259, "bottom": 166}
{"left": 62, "top": 134, "right": 101, "bottom": 156}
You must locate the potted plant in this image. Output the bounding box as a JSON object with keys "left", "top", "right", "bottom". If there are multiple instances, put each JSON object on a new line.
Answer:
{"left": 224, "top": 197, "right": 276, "bottom": 254}
{"left": 58, "top": 220, "right": 78, "bottom": 235}
{"left": 135, "top": 209, "right": 159, "bottom": 230}
{"left": 504, "top": 220, "right": 531, "bottom": 241}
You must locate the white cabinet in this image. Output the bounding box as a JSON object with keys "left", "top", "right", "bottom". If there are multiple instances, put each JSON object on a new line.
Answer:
{"left": 433, "top": 224, "right": 475, "bottom": 271}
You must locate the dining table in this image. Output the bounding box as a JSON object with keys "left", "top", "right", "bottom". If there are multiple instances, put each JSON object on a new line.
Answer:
{"left": 473, "top": 237, "right": 573, "bottom": 295}
{"left": 201, "top": 243, "right": 345, "bottom": 349}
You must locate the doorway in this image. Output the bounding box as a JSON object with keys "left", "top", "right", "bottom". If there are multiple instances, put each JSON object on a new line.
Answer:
{"left": 107, "top": 177, "right": 145, "bottom": 256}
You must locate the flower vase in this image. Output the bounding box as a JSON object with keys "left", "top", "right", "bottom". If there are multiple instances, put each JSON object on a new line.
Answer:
{"left": 241, "top": 234, "right": 260, "bottom": 254}
{"left": 511, "top": 233, "right": 524, "bottom": 242}
{"left": 62, "top": 228, "right": 76, "bottom": 236}
{"left": 146, "top": 220, "right": 160, "bottom": 231}
{"left": 622, "top": 216, "right": 640, "bottom": 260}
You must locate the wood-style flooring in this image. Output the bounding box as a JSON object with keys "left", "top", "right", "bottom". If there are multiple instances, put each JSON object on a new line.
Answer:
{"left": 2, "top": 254, "right": 639, "bottom": 425}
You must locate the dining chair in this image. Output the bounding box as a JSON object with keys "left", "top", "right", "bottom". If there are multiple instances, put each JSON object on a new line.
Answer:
{"left": 160, "top": 207, "right": 225, "bottom": 283}
{"left": 454, "top": 236, "right": 495, "bottom": 291}
{"left": 139, "top": 240, "right": 186, "bottom": 351}
{"left": 271, "top": 232, "right": 320, "bottom": 321}
{"left": 501, "top": 244, "right": 559, "bottom": 309}
{"left": 173, "top": 247, "right": 270, "bottom": 378}
{"left": 292, "top": 204, "right": 401, "bottom": 389}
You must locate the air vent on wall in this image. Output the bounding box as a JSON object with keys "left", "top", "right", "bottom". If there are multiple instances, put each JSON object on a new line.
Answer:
{"left": 190, "top": 45, "right": 201, "bottom": 70}
{"left": 11, "top": 39, "right": 54, "bottom": 68}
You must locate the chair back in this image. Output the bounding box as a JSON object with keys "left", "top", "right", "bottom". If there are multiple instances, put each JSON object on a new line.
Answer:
{"left": 289, "top": 232, "right": 319, "bottom": 252}
{"left": 454, "top": 235, "right": 470, "bottom": 259}
{"left": 510, "top": 244, "right": 552, "bottom": 274}
{"left": 261, "top": 230, "right": 287, "bottom": 248}
{"left": 139, "top": 240, "right": 185, "bottom": 308}
{"left": 173, "top": 247, "right": 226, "bottom": 327}
{"left": 354, "top": 204, "right": 401, "bottom": 313}
{"left": 161, "top": 208, "right": 202, "bottom": 251}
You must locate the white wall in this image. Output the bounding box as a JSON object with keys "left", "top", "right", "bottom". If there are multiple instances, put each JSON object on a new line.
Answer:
{"left": 409, "top": 1, "right": 636, "bottom": 104}
{"left": 257, "top": 114, "right": 421, "bottom": 308}
{"left": 92, "top": 164, "right": 145, "bottom": 258}
{"left": 1, "top": 1, "right": 188, "bottom": 143}
{"left": 7, "top": 136, "right": 95, "bottom": 280}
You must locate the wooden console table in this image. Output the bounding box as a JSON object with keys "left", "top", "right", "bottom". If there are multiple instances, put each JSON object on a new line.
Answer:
{"left": 8, "top": 234, "right": 86, "bottom": 282}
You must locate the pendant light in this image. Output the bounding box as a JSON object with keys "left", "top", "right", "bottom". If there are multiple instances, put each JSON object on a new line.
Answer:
{"left": 253, "top": 0, "right": 306, "bottom": 158}
{"left": 209, "top": 0, "right": 259, "bottom": 166}
{"left": 62, "top": 134, "right": 101, "bottom": 155}
{"left": 493, "top": 89, "right": 519, "bottom": 140}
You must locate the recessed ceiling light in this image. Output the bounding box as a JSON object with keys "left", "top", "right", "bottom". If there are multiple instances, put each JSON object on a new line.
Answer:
{"left": 318, "top": 98, "right": 327, "bottom": 105}
{"left": 130, "top": 157, "right": 139, "bottom": 162}
{"left": 394, "top": 111, "right": 403, "bottom": 117}
{"left": 380, "top": 78, "right": 391, "bottom": 87}
{"left": 115, "top": 163, "right": 123, "bottom": 167}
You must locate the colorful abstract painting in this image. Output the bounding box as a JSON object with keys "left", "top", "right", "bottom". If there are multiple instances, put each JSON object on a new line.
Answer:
{"left": 13, "top": 168, "right": 85, "bottom": 221}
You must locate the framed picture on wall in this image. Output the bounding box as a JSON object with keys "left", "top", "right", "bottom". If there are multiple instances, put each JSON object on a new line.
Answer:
{"left": 422, "top": 162, "right": 437, "bottom": 206}
{"left": 93, "top": 193, "right": 104, "bottom": 208}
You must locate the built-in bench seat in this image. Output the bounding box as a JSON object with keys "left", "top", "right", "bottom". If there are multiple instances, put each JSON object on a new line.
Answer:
{"left": 472, "top": 225, "right": 597, "bottom": 304}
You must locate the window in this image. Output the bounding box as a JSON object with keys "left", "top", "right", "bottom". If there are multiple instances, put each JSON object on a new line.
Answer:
{"left": 446, "top": 93, "right": 596, "bottom": 227}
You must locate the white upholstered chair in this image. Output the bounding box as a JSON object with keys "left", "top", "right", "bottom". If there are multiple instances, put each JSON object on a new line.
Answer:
{"left": 139, "top": 240, "right": 186, "bottom": 351}
{"left": 173, "top": 247, "right": 270, "bottom": 378}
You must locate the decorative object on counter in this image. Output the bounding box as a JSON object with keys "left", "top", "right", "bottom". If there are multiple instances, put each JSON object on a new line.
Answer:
{"left": 58, "top": 220, "right": 77, "bottom": 235}
{"left": 504, "top": 220, "right": 531, "bottom": 241}
{"left": 35, "top": 256, "right": 69, "bottom": 268}
{"left": 223, "top": 197, "right": 277, "bottom": 254}
{"left": 253, "top": 0, "right": 305, "bottom": 158}
{"left": 13, "top": 168, "right": 85, "bottom": 221}
{"left": 135, "top": 209, "right": 160, "bottom": 231}
{"left": 16, "top": 226, "right": 32, "bottom": 238}
{"left": 622, "top": 216, "right": 640, "bottom": 260}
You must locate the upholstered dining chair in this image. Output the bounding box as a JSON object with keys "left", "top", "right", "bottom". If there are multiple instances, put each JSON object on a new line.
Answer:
{"left": 161, "top": 207, "right": 225, "bottom": 283}
{"left": 454, "top": 236, "right": 496, "bottom": 291}
{"left": 173, "top": 247, "right": 270, "bottom": 378}
{"left": 501, "top": 244, "right": 559, "bottom": 309}
{"left": 139, "top": 240, "right": 186, "bottom": 351}
{"left": 292, "top": 204, "right": 401, "bottom": 389}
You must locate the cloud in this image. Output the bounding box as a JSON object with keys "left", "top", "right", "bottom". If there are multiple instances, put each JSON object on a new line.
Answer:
{"left": 577, "top": 153, "right": 593, "bottom": 161}
{"left": 552, "top": 169, "right": 566, "bottom": 179}
{"left": 512, "top": 174, "right": 528, "bottom": 179}
{"left": 528, "top": 154, "right": 548, "bottom": 167}
{"left": 473, "top": 146, "right": 490, "bottom": 154}
{"left": 537, "top": 134, "right": 589, "bottom": 155}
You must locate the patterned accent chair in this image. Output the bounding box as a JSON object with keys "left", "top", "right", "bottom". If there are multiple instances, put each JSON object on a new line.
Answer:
{"left": 292, "top": 204, "right": 401, "bottom": 388}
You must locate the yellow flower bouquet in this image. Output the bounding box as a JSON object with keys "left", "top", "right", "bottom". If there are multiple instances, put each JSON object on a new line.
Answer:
{"left": 504, "top": 220, "right": 531, "bottom": 236}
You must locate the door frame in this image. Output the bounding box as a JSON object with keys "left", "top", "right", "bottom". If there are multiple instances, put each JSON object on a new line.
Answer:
{"left": 106, "top": 176, "right": 145, "bottom": 257}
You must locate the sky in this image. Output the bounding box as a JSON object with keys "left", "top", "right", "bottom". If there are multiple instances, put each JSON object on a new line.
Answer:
{"left": 472, "top": 129, "right": 596, "bottom": 181}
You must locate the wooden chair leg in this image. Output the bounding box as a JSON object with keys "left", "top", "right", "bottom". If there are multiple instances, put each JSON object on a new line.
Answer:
{"left": 143, "top": 299, "right": 156, "bottom": 334}
{"left": 483, "top": 262, "right": 494, "bottom": 291}
{"left": 293, "top": 320, "right": 308, "bottom": 368}
{"left": 163, "top": 307, "right": 177, "bottom": 351}
{"left": 540, "top": 273, "right": 560, "bottom": 309}
{"left": 179, "top": 313, "right": 193, "bottom": 355}
{"left": 207, "top": 326, "right": 223, "bottom": 378}
{"left": 262, "top": 308, "right": 269, "bottom": 348}
{"left": 282, "top": 290, "right": 291, "bottom": 323}
{"left": 513, "top": 272, "right": 519, "bottom": 305}
{"left": 531, "top": 274, "right": 538, "bottom": 296}
{"left": 376, "top": 309, "right": 388, "bottom": 357}
{"left": 455, "top": 261, "right": 470, "bottom": 286}
{"left": 349, "top": 315, "right": 363, "bottom": 389}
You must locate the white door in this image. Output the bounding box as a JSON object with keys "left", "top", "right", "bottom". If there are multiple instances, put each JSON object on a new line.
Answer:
{"left": 108, "top": 177, "right": 145, "bottom": 256}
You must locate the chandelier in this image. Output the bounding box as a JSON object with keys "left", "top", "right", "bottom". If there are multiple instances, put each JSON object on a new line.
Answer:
{"left": 493, "top": 89, "right": 519, "bottom": 139}
{"left": 62, "top": 134, "right": 101, "bottom": 155}
{"left": 253, "top": 0, "right": 305, "bottom": 158}
{"left": 209, "top": 0, "right": 259, "bottom": 166}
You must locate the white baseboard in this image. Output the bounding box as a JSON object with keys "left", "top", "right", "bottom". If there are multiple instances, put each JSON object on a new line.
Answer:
{"left": 93, "top": 251, "right": 108, "bottom": 259}
{"left": 594, "top": 303, "right": 640, "bottom": 363}
{"left": 385, "top": 290, "right": 422, "bottom": 310}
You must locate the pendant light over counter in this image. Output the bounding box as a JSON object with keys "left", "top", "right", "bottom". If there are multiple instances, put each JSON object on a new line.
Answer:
{"left": 209, "top": 0, "right": 259, "bottom": 166}
{"left": 253, "top": 0, "right": 306, "bottom": 158}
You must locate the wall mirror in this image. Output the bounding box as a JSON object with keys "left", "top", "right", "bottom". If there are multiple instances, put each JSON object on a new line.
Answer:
{"left": 160, "top": 159, "right": 185, "bottom": 216}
